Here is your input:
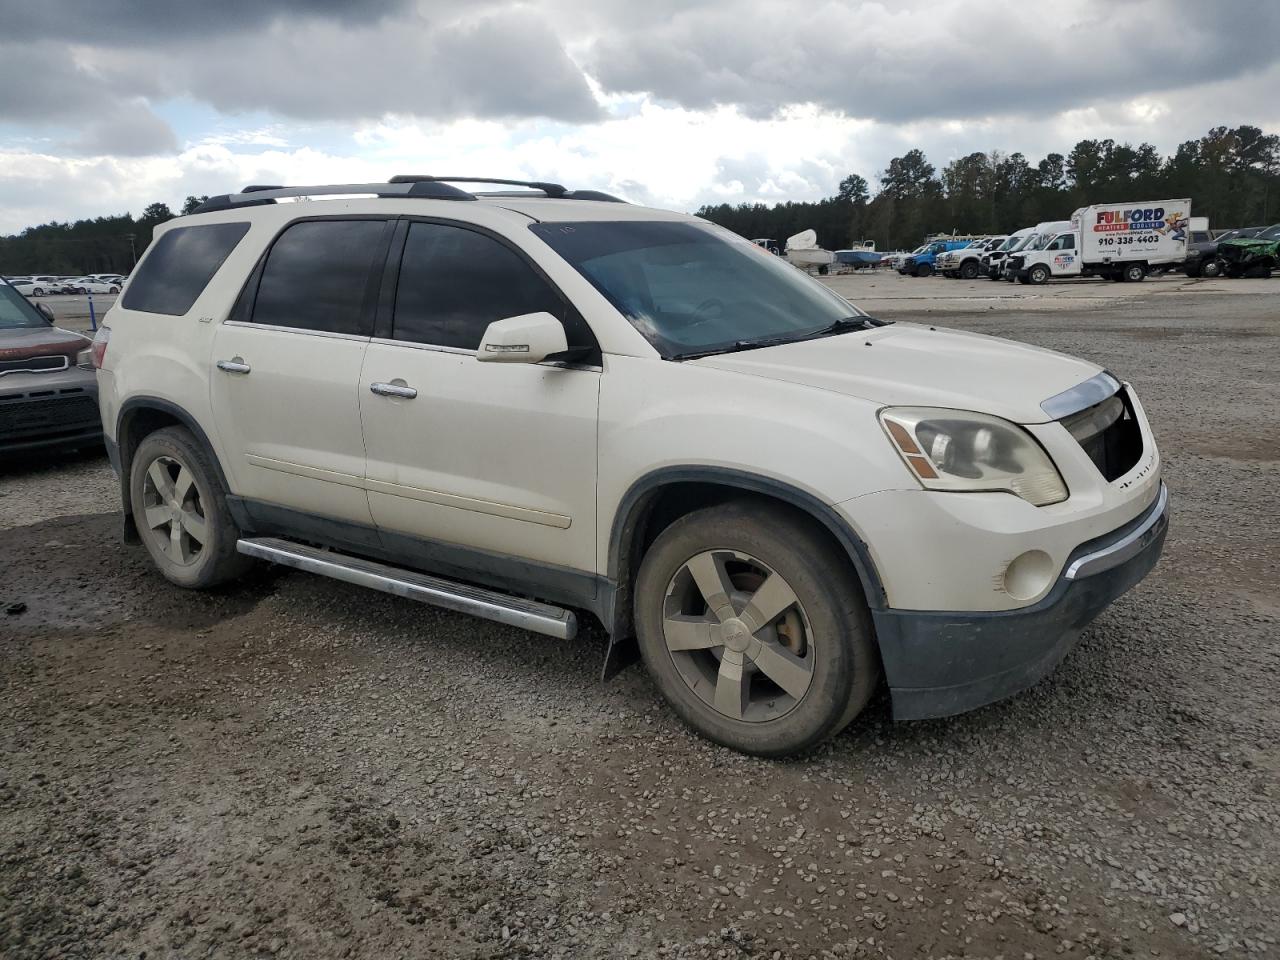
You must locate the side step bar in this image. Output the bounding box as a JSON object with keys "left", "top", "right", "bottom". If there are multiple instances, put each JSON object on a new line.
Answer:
{"left": 236, "top": 537, "right": 577, "bottom": 640}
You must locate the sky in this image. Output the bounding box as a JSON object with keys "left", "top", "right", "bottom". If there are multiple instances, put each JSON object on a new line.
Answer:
{"left": 0, "top": 0, "right": 1277, "bottom": 232}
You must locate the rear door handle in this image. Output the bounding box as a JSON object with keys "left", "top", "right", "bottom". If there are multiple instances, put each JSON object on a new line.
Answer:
{"left": 216, "top": 358, "right": 251, "bottom": 375}
{"left": 370, "top": 381, "right": 418, "bottom": 400}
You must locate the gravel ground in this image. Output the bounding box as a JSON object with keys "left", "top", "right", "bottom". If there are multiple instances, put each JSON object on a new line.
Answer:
{"left": 2, "top": 273, "right": 1277, "bottom": 959}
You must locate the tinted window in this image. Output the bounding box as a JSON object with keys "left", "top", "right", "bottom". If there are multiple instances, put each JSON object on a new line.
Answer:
{"left": 392, "top": 223, "right": 567, "bottom": 350}
{"left": 530, "top": 220, "right": 866, "bottom": 359}
{"left": 0, "top": 282, "right": 47, "bottom": 329}
{"left": 122, "top": 222, "right": 249, "bottom": 316}
{"left": 252, "top": 219, "right": 387, "bottom": 335}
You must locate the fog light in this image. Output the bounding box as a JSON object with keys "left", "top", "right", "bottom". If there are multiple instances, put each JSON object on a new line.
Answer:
{"left": 1003, "top": 550, "right": 1054, "bottom": 601}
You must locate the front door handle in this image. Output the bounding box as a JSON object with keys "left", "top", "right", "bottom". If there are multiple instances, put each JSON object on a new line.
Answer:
{"left": 370, "top": 381, "right": 418, "bottom": 400}
{"left": 216, "top": 358, "right": 251, "bottom": 375}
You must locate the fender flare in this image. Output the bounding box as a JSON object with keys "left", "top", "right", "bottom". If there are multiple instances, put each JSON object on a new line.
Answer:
{"left": 607, "top": 465, "right": 888, "bottom": 615}
{"left": 114, "top": 397, "right": 231, "bottom": 536}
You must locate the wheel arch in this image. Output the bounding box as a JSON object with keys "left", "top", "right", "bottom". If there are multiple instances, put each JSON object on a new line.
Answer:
{"left": 605, "top": 466, "right": 888, "bottom": 640}
{"left": 115, "top": 397, "right": 231, "bottom": 541}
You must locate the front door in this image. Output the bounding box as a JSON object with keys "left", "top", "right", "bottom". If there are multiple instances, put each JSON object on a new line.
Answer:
{"left": 209, "top": 217, "right": 393, "bottom": 525}
{"left": 1046, "top": 233, "right": 1079, "bottom": 276}
{"left": 358, "top": 220, "right": 601, "bottom": 576}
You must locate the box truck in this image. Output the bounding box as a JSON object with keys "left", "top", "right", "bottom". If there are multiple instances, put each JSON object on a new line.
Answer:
{"left": 1009, "top": 199, "right": 1192, "bottom": 284}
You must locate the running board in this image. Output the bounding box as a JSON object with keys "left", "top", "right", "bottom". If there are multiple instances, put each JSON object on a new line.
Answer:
{"left": 236, "top": 537, "right": 577, "bottom": 640}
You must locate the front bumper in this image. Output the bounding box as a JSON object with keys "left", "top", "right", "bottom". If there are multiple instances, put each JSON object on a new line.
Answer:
{"left": 0, "top": 366, "right": 102, "bottom": 454}
{"left": 872, "top": 483, "right": 1169, "bottom": 720}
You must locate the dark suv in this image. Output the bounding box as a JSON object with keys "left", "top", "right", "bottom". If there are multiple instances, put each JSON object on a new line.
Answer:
{"left": 0, "top": 280, "right": 101, "bottom": 455}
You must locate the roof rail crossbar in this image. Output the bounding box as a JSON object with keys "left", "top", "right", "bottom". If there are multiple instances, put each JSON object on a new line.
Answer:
{"left": 389, "top": 175, "right": 569, "bottom": 198}
{"left": 192, "top": 180, "right": 476, "bottom": 213}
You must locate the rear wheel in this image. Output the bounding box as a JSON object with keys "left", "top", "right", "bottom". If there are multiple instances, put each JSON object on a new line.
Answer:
{"left": 1027, "top": 264, "right": 1050, "bottom": 285}
{"left": 634, "top": 501, "right": 879, "bottom": 757}
{"left": 129, "top": 426, "right": 251, "bottom": 589}
{"left": 109, "top": 286, "right": 119, "bottom": 294}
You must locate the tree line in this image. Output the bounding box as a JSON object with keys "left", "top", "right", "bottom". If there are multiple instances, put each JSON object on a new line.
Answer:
{"left": 1, "top": 123, "right": 1276, "bottom": 272}
{"left": 696, "top": 125, "right": 1280, "bottom": 252}
{"left": 0, "top": 196, "right": 208, "bottom": 276}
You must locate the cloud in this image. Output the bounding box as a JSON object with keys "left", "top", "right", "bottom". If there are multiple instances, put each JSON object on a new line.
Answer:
{"left": 65, "top": 103, "right": 179, "bottom": 157}
{"left": 581, "top": 0, "right": 1280, "bottom": 124}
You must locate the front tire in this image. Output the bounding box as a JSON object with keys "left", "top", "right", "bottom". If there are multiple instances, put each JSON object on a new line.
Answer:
{"left": 634, "top": 500, "right": 879, "bottom": 757}
{"left": 129, "top": 426, "right": 250, "bottom": 589}
{"left": 915, "top": 263, "right": 933, "bottom": 278}
{"left": 959, "top": 260, "right": 980, "bottom": 280}
{"left": 1201, "top": 258, "right": 1223, "bottom": 278}
{"left": 1027, "top": 265, "right": 1050, "bottom": 285}
{"left": 1123, "top": 263, "right": 1146, "bottom": 282}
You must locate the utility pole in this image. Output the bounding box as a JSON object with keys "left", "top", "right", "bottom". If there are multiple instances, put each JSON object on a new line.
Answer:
{"left": 126, "top": 233, "right": 137, "bottom": 267}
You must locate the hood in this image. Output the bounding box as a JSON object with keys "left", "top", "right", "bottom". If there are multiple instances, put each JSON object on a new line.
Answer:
{"left": 0, "top": 326, "right": 89, "bottom": 363}
{"left": 691, "top": 322, "right": 1100, "bottom": 424}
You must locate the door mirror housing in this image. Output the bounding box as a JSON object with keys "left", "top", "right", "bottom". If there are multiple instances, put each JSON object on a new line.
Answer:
{"left": 36, "top": 303, "right": 56, "bottom": 322}
{"left": 476, "top": 312, "right": 568, "bottom": 364}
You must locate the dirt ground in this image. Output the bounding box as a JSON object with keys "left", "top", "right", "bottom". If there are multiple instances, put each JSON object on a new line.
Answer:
{"left": 2, "top": 272, "right": 1278, "bottom": 959}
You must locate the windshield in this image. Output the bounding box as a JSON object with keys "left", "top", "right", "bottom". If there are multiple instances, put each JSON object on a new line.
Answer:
{"left": 0, "top": 282, "right": 50, "bottom": 329}
{"left": 1258, "top": 224, "right": 1280, "bottom": 241}
{"left": 997, "top": 234, "right": 1024, "bottom": 252}
{"left": 1007, "top": 233, "right": 1039, "bottom": 253}
{"left": 530, "top": 220, "right": 870, "bottom": 358}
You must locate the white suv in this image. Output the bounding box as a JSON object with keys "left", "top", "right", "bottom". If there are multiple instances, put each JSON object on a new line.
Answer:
{"left": 93, "top": 176, "right": 1168, "bottom": 756}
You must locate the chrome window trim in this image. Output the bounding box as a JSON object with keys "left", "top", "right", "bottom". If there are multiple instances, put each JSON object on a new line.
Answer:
{"left": 1064, "top": 483, "right": 1168, "bottom": 580}
{"left": 222, "top": 319, "right": 370, "bottom": 343}
{"left": 1041, "top": 371, "right": 1122, "bottom": 421}
{"left": 369, "top": 337, "right": 475, "bottom": 356}
{"left": 0, "top": 354, "right": 70, "bottom": 377}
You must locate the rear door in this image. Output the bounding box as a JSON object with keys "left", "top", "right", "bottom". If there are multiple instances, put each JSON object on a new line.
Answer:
{"left": 358, "top": 219, "right": 601, "bottom": 576}
{"left": 209, "top": 217, "right": 393, "bottom": 525}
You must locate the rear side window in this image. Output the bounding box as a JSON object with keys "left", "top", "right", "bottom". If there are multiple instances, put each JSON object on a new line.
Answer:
{"left": 392, "top": 222, "right": 567, "bottom": 350}
{"left": 122, "top": 221, "right": 250, "bottom": 316}
{"left": 251, "top": 219, "right": 388, "bottom": 336}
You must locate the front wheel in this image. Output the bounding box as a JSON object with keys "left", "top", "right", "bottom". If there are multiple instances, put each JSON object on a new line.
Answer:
{"left": 1027, "top": 265, "right": 1050, "bottom": 285}
{"left": 1201, "top": 258, "right": 1223, "bottom": 278}
{"left": 129, "top": 426, "right": 251, "bottom": 589}
{"left": 109, "top": 286, "right": 119, "bottom": 294}
{"left": 959, "top": 260, "right": 980, "bottom": 280}
{"left": 915, "top": 263, "right": 933, "bottom": 278}
{"left": 634, "top": 501, "right": 879, "bottom": 757}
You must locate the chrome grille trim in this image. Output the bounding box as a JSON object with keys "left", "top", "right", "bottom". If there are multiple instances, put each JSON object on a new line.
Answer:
{"left": 0, "top": 354, "right": 70, "bottom": 377}
{"left": 1041, "top": 371, "right": 1122, "bottom": 420}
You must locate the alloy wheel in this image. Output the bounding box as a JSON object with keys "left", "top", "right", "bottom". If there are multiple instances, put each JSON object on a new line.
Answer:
{"left": 662, "top": 549, "right": 815, "bottom": 722}
{"left": 140, "top": 455, "right": 208, "bottom": 566}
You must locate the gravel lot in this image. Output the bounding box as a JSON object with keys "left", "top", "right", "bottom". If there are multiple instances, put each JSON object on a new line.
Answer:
{"left": 2, "top": 272, "right": 1277, "bottom": 959}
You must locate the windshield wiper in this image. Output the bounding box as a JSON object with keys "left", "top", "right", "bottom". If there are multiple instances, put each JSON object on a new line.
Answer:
{"left": 809, "top": 315, "right": 893, "bottom": 337}
{"left": 672, "top": 316, "right": 894, "bottom": 361}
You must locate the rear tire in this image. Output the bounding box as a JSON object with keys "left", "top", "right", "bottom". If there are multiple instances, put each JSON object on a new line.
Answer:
{"left": 129, "top": 426, "right": 251, "bottom": 589}
{"left": 634, "top": 500, "right": 879, "bottom": 757}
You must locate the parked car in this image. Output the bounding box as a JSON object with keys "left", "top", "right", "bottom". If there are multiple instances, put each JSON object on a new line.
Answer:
{"left": 0, "top": 278, "right": 102, "bottom": 454}
{"left": 981, "top": 228, "right": 1035, "bottom": 279}
{"left": 937, "top": 236, "right": 1006, "bottom": 279}
{"left": 95, "top": 175, "right": 1167, "bottom": 757}
{"left": 897, "top": 238, "right": 976, "bottom": 278}
{"left": 68, "top": 277, "right": 123, "bottom": 294}
{"left": 1217, "top": 223, "right": 1280, "bottom": 278}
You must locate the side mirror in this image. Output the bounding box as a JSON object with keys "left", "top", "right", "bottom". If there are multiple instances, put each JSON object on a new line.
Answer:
{"left": 36, "top": 303, "right": 56, "bottom": 322}
{"left": 476, "top": 312, "right": 568, "bottom": 364}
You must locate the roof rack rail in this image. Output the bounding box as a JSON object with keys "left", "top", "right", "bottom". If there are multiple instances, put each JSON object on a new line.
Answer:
{"left": 388, "top": 176, "right": 627, "bottom": 203}
{"left": 192, "top": 180, "right": 476, "bottom": 214}
{"left": 190, "top": 175, "right": 628, "bottom": 214}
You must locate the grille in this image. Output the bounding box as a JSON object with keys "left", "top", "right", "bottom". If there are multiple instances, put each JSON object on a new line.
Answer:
{"left": 1059, "top": 390, "right": 1143, "bottom": 481}
{"left": 1007, "top": 254, "right": 1025, "bottom": 271}
{"left": 0, "top": 391, "right": 100, "bottom": 442}
{"left": 0, "top": 354, "right": 70, "bottom": 376}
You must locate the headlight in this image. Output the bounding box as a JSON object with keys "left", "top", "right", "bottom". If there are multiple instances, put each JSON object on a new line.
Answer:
{"left": 76, "top": 347, "right": 94, "bottom": 368}
{"left": 879, "top": 407, "right": 1068, "bottom": 506}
